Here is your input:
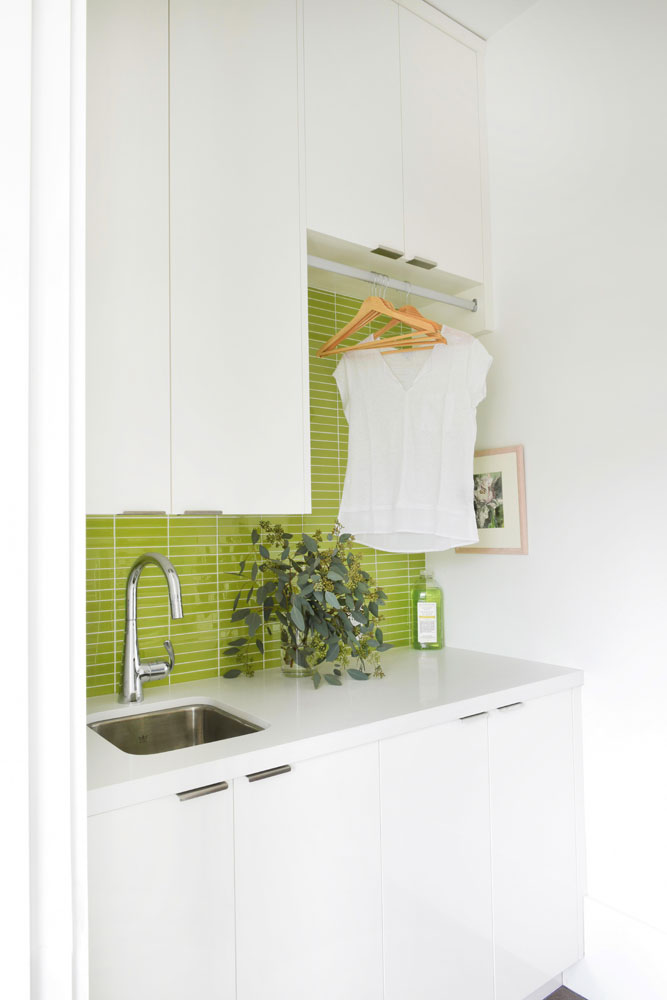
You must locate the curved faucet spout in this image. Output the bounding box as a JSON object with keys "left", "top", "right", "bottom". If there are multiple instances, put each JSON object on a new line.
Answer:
{"left": 121, "top": 552, "right": 184, "bottom": 704}
{"left": 125, "top": 552, "right": 184, "bottom": 623}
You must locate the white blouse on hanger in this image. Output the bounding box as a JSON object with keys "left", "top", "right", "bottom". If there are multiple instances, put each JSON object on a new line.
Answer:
{"left": 333, "top": 327, "right": 492, "bottom": 553}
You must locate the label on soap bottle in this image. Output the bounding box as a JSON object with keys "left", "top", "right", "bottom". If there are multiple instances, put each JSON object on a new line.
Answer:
{"left": 417, "top": 601, "right": 438, "bottom": 643}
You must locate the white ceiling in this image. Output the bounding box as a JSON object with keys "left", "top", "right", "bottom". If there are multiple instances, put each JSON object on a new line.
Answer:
{"left": 424, "top": 0, "right": 540, "bottom": 39}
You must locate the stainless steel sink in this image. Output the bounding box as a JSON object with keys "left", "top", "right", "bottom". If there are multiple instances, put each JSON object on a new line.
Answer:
{"left": 88, "top": 703, "right": 264, "bottom": 755}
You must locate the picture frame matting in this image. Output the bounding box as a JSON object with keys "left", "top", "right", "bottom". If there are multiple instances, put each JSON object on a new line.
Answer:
{"left": 456, "top": 444, "right": 528, "bottom": 555}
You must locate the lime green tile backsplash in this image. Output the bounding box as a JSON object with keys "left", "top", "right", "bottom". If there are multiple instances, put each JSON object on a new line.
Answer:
{"left": 86, "top": 288, "right": 426, "bottom": 695}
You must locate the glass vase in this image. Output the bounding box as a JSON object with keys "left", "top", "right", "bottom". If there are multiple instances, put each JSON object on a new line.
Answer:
{"left": 281, "top": 640, "right": 312, "bottom": 678}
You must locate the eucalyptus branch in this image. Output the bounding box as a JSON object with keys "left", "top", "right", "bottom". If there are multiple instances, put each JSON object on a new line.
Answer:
{"left": 223, "top": 521, "right": 392, "bottom": 688}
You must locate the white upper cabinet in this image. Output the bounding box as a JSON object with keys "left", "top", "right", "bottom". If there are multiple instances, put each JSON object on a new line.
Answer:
{"left": 87, "top": 0, "right": 310, "bottom": 516}
{"left": 234, "top": 745, "right": 384, "bottom": 1000}
{"left": 399, "top": 6, "right": 484, "bottom": 280}
{"left": 304, "top": 0, "right": 404, "bottom": 254}
{"left": 303, "top": 0, "right": 487, "bottom": 285}
{"left": 489, "top": 692, "right": 583, "bottom": 1000}
{"left": 169, "top": 0, "right": 310, "bottom": 515}
{"left": 86, "top": 0, "right": 171, "bottom": 514}
{"left": 86, "top": 0, "right": 488, "bottom": 516}
{"left": 380, "top": 714, "right": 494, "bottom": 1000}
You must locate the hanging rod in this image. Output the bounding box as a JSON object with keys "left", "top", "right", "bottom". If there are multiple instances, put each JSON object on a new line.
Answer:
{"left": 307, "top": 254, "right": 478, "bottom": 313}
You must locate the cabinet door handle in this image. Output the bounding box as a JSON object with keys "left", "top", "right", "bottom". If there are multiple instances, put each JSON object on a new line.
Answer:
{"left": 120, "top": 510, "right": 167, "bottom": 516}
{"left": 497, "top": 701, "right": 524, "bottom": 712}
{"left": 406, "top": 256, "right": 437, "bottom": 270}
{"left": 177, "top": 780, "right": 229, "bottom": 801}
{"left": 182, "top": 510, "right": 223, "bottom": 516}
{"left": 247, "top": 764, "right": 292, "bottom": 783}
{"left": 459, "top": 711, "right": 488, "bottom": 721}
{"left": 370, "top": 245, "right": 404, "bottom": 260}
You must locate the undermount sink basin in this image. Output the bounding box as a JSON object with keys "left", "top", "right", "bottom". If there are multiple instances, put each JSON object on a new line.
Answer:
{"left": 88, "top": 703, "right": 264, "bottom": 755}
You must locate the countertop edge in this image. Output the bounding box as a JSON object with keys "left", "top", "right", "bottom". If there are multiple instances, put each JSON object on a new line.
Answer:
{"left": 87, "top": 665, "right": 582, "bottom": 817}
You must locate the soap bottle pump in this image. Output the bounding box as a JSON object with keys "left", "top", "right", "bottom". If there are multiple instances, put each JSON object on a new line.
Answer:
{"left": 411, "top": 571, "right": 444, "bottom": 650}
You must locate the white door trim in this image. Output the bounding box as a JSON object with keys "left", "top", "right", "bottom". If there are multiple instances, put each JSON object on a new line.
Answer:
{"left": 0, "top": 2, "right": 32, "bottom": 995}
{"left": 1, "top": 0, "right": 88, "bottom": 996}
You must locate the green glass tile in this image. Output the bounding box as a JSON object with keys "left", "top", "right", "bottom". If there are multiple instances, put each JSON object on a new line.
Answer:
{"left": 87, "top": 659, "right": 118, "bottom": 680}
{"left": 170, "top": 630, "right": 218, "bottom": 652}
{"left": 171, "top": 650, "right": 218, "bottom": 674}
{"left": 86, "top": 516, "right": 114, "bottom": 543}
{"left": 87, "top": 679, "right": 116, "bottom": 697}
{"left": 173, "top": 667, "right": 219, "bottom": 685}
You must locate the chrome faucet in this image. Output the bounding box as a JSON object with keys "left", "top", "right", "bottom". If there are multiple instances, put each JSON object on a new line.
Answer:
{"left": 120, "top": 552, "right": 184, "bottom": 704}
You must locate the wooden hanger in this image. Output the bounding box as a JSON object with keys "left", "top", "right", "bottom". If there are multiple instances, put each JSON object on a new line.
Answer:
{"left": 317, "top": 296, "right": 446, "bottom": 357}
{"left": 371, "top": 304, "right": 441, "bottom": 339}
{"left": 317, "top": 296, "right": 401, "bottom": 356}
{"left": 379, "top": 326, "right": 448, "bottom": 355}
{"left": 374, "top": 305, "right": 447, "bottom": 354}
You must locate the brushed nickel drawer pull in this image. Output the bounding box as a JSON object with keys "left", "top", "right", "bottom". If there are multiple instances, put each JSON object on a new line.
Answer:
{"left": 247, "top": 764, "right": 292, "bottom": 783}
{"left": 177, "top": 780, "right": 229, "bottom": 801}
{"left": 406, "top": 256, "right": 437, "bottom": 270}
{"left": 370, "top": 245, "right": 404, "bottom": 260}
{"left": 460, "top": 711, "right": 488, "bottom": 721}
{"left": 182, "top": 510, "right": 223, "bottom": 516}
{"left": 497, "top": 701, "right": 524, "bottom": 711}
{"left": 120, "top": 510, "right": 167, "bottom": 516}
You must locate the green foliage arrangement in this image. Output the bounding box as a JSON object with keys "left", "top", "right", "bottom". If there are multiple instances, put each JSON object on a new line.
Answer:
{"left": 224, "top": 521, "right": 392, "bottom": 689}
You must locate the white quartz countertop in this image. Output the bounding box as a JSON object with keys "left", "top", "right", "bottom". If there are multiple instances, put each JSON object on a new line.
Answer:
{"left": 86, "top": 646, "right": 582, "bottom": 816}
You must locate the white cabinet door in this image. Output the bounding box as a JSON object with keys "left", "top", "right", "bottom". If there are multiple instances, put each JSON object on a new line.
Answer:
{"left": 234, "top": 745, "right": 384, "bottom": 1000}
{"left": 304, "top": 0, "right": 404, "bottom": 253}
{"left": 88, "top": 785, "right": 235, "bottom": 1000}
{"left": 170, "top": 0, "right": 309, "bottom": 515}
{"left": 489, "top": 692, "right": 581, "bottom": 1000}
{"left": 86, "top": 0, "right": 171, "bottom": 514}
{"left": 380, "top": 714, "right": 494, "bottom": 1000}
{"left": 399, "top": 8, "right": 485, "bottom": 281}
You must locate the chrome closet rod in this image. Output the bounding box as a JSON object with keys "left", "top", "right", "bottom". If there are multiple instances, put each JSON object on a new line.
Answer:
{"left": 307, "top": 254, "right": 478, "bottom": 312}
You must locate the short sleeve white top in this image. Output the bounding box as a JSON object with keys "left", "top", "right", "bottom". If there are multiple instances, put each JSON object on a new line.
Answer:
{"left": 333, "top": 328, "right": 492, "bottom": 553}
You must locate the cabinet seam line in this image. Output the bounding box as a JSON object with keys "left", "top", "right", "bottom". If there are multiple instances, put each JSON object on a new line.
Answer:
{"left": 216, "top": 514, "right": 221, "bottom": 677}
{"left": 396, "top": 4, "right": 407, "bottom": 257}
{"left": 295, "top": 0, "right": 310, "bottom": 514}
{"left": 167, "top": 0, "right": 174, "bottom": 514}
{"left": 570, "top": 689, "right": 585, "bottom": 956}
{"left": 474, "top": 50, "right": 489, "bottom": 291}
{"left": 167, "top": 514, "right": 172, "bottom": 685}
{"left": 112, "top": 514, "right": 117, "bottom": 693}
{"left": 487, "top": 713, "right": 498, "bottom": 998}
{"left": 377, "top": 741, "right": 387, "bottom": 1000}
{"left": 232, "top": 780, "right": 239, "bottom": 999}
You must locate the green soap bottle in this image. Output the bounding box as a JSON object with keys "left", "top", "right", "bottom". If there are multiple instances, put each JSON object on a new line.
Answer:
{"left": 411, "top": 572, "right": 444, "bottom": 650}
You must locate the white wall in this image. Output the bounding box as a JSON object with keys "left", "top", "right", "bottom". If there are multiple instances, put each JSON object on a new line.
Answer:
{"left": 0, "top": 1, "right": 32, "bottom": 994}
{"left": 429, "top": 0, "right": 667, "bottom": 995}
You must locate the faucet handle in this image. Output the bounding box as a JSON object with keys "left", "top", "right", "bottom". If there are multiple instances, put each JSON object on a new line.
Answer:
{"left": 164, "top": 640, "right": 175, "bottom": 672}
{"left": 138, "top": 640, "right": 175, "bottom": 682}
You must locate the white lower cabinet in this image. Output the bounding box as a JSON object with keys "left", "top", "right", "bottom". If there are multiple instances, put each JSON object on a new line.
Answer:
{"left": 489, "top": 691, "right": 582, "bottom": 1000}
{"left": 380, "top": 712, "right": 494, "bottom": 1000}
{"left": 379, "top": 690, "right": 582, "bottom": 1000}
{"left": 88, "top": 784, "right": 235, "bottom": 1000}
{"left": 233, "top": 744, "right": 384, "bottom": 1000}
{"left": 88, "top": 692, "right": 581, "bottom": 1000}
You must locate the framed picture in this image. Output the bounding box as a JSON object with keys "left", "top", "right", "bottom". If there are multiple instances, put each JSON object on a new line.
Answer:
{"left": 456, "top": 445, "right": 528, "bottom": 555}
